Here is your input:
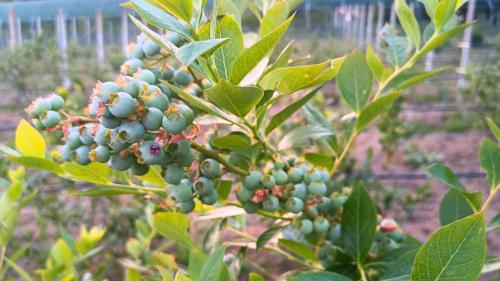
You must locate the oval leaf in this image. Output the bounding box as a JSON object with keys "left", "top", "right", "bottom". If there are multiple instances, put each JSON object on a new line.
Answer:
{"left": 337, "top": 51, "right": 373, "bottom": 113}
{"left": 16, "top": 119, "right": 46, "bottom": 158}
{"left": 205, "top": 80, "right": 264, "bottom": 118}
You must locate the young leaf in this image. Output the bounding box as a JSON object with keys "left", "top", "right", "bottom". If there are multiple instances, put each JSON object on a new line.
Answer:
{"left": 417, "top": 22, "right": 475, "bottom": 60}
{"left": 153, "top": 212, "right": 197, "bottom": 249}
{"left": 486, "top": 213, "right": 500, "bottom": 231}
{"left": 434, "top": 0, "right": 457, "bottom": 32}
{"left": 129, "top": 15, "right": 177, "bottom": 55}
{"left": 147, "top": 0, "right": 193, "bottom": 23}
{"left": 427, "top": 163, "right": 466, "bottom": 190}
{"left": 131, "top": 0, "right": 191, "bottom": 40}
{"left": 63, "top": 162, "right": 111, "bottom": 184}
{"left": 341, "top": 183, "right": 377, "bottom": 263}
{"left": 485, "top": 117, "right": 500, "bottom": 143}
{"left": 417, "top": 0, "right": 439, "bottom": 18}
{"left": 8, "top": 156, "right": 63, "bottom": 175}
{"left": 439, "top": 189, "right": 474, "bottom": 225}
{"left": 479, "top": 139, "right": 500, "bottom": 188}
{"left": 337, "top": 51, "right": 373, "bottom": 113}
{"left": 304, "top": 153, "right": 334, "bottom": 171}
{"left": 248, "top": 273, "right": 266, "bottom": 281}
{"left": 259, "top": 1, "right": 289, "bottom": 37}
{"left": 265, "top": 86, "right": 322, "bottom": 135}
{"left": 263, "top": 41, "right": 295, "bottom": 75}
{"left": 205, "top": 80, "right": 264, "bottom": 118}
{"left": 16, "top": 119, "right": 45, "bottom": 158}
{"left": 382, "top": 67, "right": 449, "bottom": 95}
{"left": 277, "top": 126, "right": 334, "bottom": 151}
{"left": 411, "top": 213, "right": 486, "bottom": 281}
{"left": 229, "top": 15, "right": 294, "bottom": 84}
{"left": 218, "top": 0, "right": 242, "bottom": 24}
{"left": 395, "top": 0, "right": 421, "bottom": 47}
{"left": 278, "top": 239, "right": 318, "bottom": 261}
{"left": 188, "top": 250, "right": 207, "bottom": 281}
{"left": 176, "top": 39, "right": 229, "bottom": 66}
{"left": 198, "top": 16, "right": 245, "bottom": 80}
{"left": 380, "top": 25, "right": 412, "bottom": 67}
{"left": 355, "top": 92, "right": 401, "bottom": 133}
{"left": 366, "top": 45, "right": 385, "bottom": 81}
{"left": 199, "top": 246, "right": 225, "bottom": 281}
{"left": 290, "top": 272, "right": 351, "bottom": 281}
{"left": 256, "top": 226, "right": 282, "bottom": 250}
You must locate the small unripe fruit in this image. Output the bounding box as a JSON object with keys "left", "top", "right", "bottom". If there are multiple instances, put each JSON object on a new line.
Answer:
{"left": 243, "top": 201, "right": 260, "bottom": 213}
{"left": 173, "top": 68, "right": 192, "bottom": 86}
{"left": 74, "top": 145, "right": 91, "bottom": 165}
{"left": 40, "top": 111, "right": 61, "bottom": 128}
{"left": 80, "top": 124, "right": 96, "bottom": 145}
{"left": 299, "top": 219, "right": 313, "bottom": 235}
{"left": 138, "top": 141, "right": 164, "bottom": 164}
{"left": 314, "top": 216, "right": 330, "bottom": 234}
{"left": 162, "top": 111, "right": 186, "bottom": 134}
{"left": 172, "top": 181, "right": 193, "bottom": 202}
{"left": 329, "top": 224, "right": 342, "bottom": 242}
{"left": 110, "top": 153, "right": 135, "bottom": 171}
{"left": 287, "top": 167, "right": 304, "bottom": 183}
{"left": 94, "top": 125, "right": 110, "bottom": 146}
{"left": 121, "top": 58, "right": 145, "bottom": 76}
{"left": 135, "top": 69, "right": 157, "bottom": 85}
{"left": 122, "top": 79, "right": 140, "bottom": 98}
{"left": 66, "top": 127, "right": 82, "bottom": 149}
{"left": 100, "top": 116, "right": 121, "bottom": 129}
{"left": 47, "top": 94, "right": 65, "bottom": 110}
{"left": 142, "top": 40, "right": 160, "bottom": 57}
{"left": 164, "top": 163, "right": 184, "bottom": 185}
{"left": 272, "top": 169, "right": 288, "bottom": 185}
{"left": 236, "top": 187, "right": 253, "bottom": 202}
{"left": 177, "top": 200, "right": 195, "bottom": 213}
{"left": 59, "top": 145, "right": 72, "bottom": 161}
{"left": 30, "top": 98, "right": 51, "bottom": 117}
{"left": 200, "top": 158, "right": 220, "bottom": 178}
{"left": 128, "top": 43, "right": 145, "bottom": 59}
{"left": 194, "top": 177, "right": 215, "bottom": 196}
{"left": 160, "top": 66, "right": 174, "bottom": 81}
{"left": 244, "top": 171, "right": 263, "bottom": 190}
{"left": 304, "top": 169, "right": 322, "bottom": 185}
{"left": 131, "top": 163, "right": 150, "bottom": 176}
{"left": 176, "top": 103, "right": 195, "bottom": 125}
{"left": 286, "top": 197, "right": 304, "bottom": 213}
{"left": 98, "top": 82, "right": 121, "bottom": 102}
{"left": 201, "top": 190, "right": 218, "bottom": 205}
{"left": 118, "top": 121, "right": 145, "bottom": 143}
{"left": 262, "top": 174, "right": 276, "bottom": 189}
{"left": 308, "top": 180, "right": 327, "bottom": 195}
{"left": 142, "top": 107, "right": 163, "bottom": 130}
{"left": 292, "top": 183, "right": 308, "bottom": 200}
{"left": 317, "top": 197, "right": 331, "bottom": 213}
{"left": 263, "top": 195, "right": 279, "bottom": 212}
{"left": 109, "top": 92, "right": 136, "bottom": 118}
{"left": 91, "top": 145, "right": 111, "bottom": 163}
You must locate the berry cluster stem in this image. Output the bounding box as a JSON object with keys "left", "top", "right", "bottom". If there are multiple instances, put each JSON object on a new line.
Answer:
{"left": 190, "top": 142, "right": 248, "bottom": 176}
{"left": 480, "top": 183, "right": 499, "bottom": 212}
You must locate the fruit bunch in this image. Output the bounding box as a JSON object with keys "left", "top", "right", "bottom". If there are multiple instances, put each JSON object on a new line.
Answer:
{"left": 375, "top": 218, "right": 405, "bottom": 250}
{"left": 26, "top": 93, "right": 65, "bottom": 130}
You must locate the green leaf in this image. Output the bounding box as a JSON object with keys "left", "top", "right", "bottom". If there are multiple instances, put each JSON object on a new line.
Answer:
{"left": 337, "top": 51, "right": 373, "bottom": 113}
{"left": 256, "top": 226, "right": 282, "bottom": 250}
{"left": 440, "top": 189, "right": 474, "bottom": 225}
{"left": 278, "top": 239, "right": 318, "bottom": 262}
{"left": 341, "top": 183, "right": 377, "bottom": 262}
{"left": 377, "top": 242, "right": 420, "bottom": 280}
{"left": 0, "top": 175, "right": 26, "bottom": 246}
{"left": 147, "top": 0, "right": 193, "bottom": 23}
{"left": 434, "top": 0, "right": 457, "bottom": 32}
{"left": 366, "top": 45, "right": 386, "bottom": 81}
{"left": 229, "top": 15, "right": 294, "bottom": 84}
{"left": 153, "top": 212, "right": 196, "bottom": 249}
{"left": 16, "top": 119, "right": 45, "bottom": 158}
{"left": 259, "top": 1, "right": 289, "bottom": 37}
{"left": 196, "top": 206, "right": 245, "bottom": 221}
{"left": 486, "top": 117, "right": 500, "bottom": 143}
{"left": 382, "top": 67, "right": 449, "bottom": 95}
{"left": 479, "top": 139, "right": 500, "bottom": 187}
{"left": 210, "top": 133, "right": 251, "bottom": 150}
{"left": 417, "top": 0, "right": 439, "bottom": 18}
{"left": 4, "top": 258, "right": 34, "bottom": 281}
{"left": 290, "top": 272, "right": 351, "bottom": 281}
{"left": 417, "top": 22, "right": 475, "bottom": 60}
{"left": 381, "top": 25, "right": 412, "bottom": 66}
{"left": 216, "top": 180, "right": 232, "bottom": 201}
{"left": 395, "top": 0, "right": 421, "bottom": 47}
{"left": 8, "top": 156, "right": 63, "bottom": 175}
{"left": 131, "top": 0, "right": 191, "bottom": 40}
{"left": 162, "top": 81, "right": 239, "bottom": 124}
{"left": 427, "top": 163, "right": 466, "bottom": 190}
{"left": 199, "top": 16, "right": 245, "bottom": 80}
{"left": 188, "top": 250, "right": 207, "bottom": 281}
{"left": 135, "top": 165, "right": 166, "bottom": 187}
{"left": 278, "top": 126, "right": 334, "bottom": 151}
{"left": 265, "top": 86, "right": 322, "bottom": 135}
{"left": 259, "top": 58, "right": 344, "bottom": 94}
{"left": 264, "top": 41, "right": 295, "bottom": 75}
{"left": 130, "top": 15, "right": 176, "bottom": 55}
{"left": 63, "top": 162, "right": 111, "bottom": 184}
{"left": 248, "top": 273, "right": 265, "bottom": 281}
{"left": 205, "top": 80, "right": 264, "bottom": 118}
{"left": 487, "top": 213, "right": 500, "bottom": 231}
{"left": 176, "top": 39, "right": 229, "bottom": 66}
{"left": 199, "top": 246, "right": 225, "bottom": 281}
{"left": 411, "top": 213, "right": 486, "bottom": 281}
{"left": 304, "top": 153, "right": 334, "bottom": 171}
{"left": 71, "top": 187, "right": 144, "bottom": 196}
{"left": 355, "top": 92, "right": 401, "bottom": 133}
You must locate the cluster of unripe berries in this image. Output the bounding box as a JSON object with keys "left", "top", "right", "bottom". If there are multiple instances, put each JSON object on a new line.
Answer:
{"left": 375, "top": 218, "right": 405, "bottom": 250}
{"left": 26, "top": 93, "right": 65, "bottom": 130}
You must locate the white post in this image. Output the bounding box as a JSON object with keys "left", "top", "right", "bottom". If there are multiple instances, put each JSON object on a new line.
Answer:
{"left": 16, "top": 17, "right": 22, "bottom": 45}
{"left": 425, "top": 50, "right": 435, "bottom": 71}
{"left": 305, "top": 0, "right": 311, "bottom": 30}
{"left": 36, "top": 16, "right": 42, "bottom": 36}
{"left": 96, "top": 11, "right": 105, "bottom": 62}
{"left": 121, "top": 11, "right": 129, "bottom": 53}
{"left": 71, "top": 18, "right": 77, "bottom": 43}
{"left": 0, "top": 20, "right": 4, "bottom": 48}
{"left": 390, "top": 3, "right": 397, "bottom": 26}
{"left": 7, "top": 8, "right": 16, "bottom": 48}
{"left": 366, "top": 4, "right": 375, "bottom": 45}
{"left": 375, "top": 2, "right": 385, "bottom": 51}
{"left": 458, "top": 0, "right": 477, "bottom": 89}
{"left": 84, "top": 17, "right": 91, "bottom": 46}
{"left": 357, "top": 5, "right": 367, "bottom": 49}
{"left": 57, "top": 9, "right": 71, "bottom": 88}
{"left": 30, "top": 18, "right": 35, "bottom": 40}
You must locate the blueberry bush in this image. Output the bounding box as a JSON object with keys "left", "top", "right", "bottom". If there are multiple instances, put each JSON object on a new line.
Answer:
{"left": 1, "top": 0, "right": 499, "bottom": 280}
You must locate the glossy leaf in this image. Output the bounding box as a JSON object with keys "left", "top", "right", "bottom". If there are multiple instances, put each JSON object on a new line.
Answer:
{"left": 427, "top": 163, "right": 466, "bottom": 190}
{"left": 256, "top": 226, "right": 282, "bottom": 250}
{"left": 434, "top": 0, "right": 457, "bottom": 32}
{"left": 304, "top": 153, "right": 334, "bottom": 171}
{"left": 63, "top": 162, "right": 111, "bottom": 184}
{"left": 290, "top": 272, "right": 351, "bottom": 281}
{"left": 131, "top": 0, "right": 191, "bottom": 40}
{"left": 337, "top": 51, "right": 373, "bottom": 113}
{"left": 341, "top": 183, "right": 377, "bottom": 262}
{"left": 153, "top": 212, "right": 196, "bottom": 249}
{"left": 486, "top": 213, "right": 500, "bottom": 231}
{"left": 479, "top": 139, "right": 500, "bottom": 187}
{"left": 188, "top": 250, "right": 206, "bottom": 281}
{"left": 380, "top": 25, "right": 412, "bottom": 66}
{"left": 130, "top": 15, "right": 176, "bottom": 55}
{"left": 395, "top": 0, "right": 421, "bottom": 47}
{"left": 265, "top": 86, "right": 322, "bottom": 135}
{"left": 248, "top": 273, "right": 265, "bottom": 281}
{"left": 205, "top": 80, "right": 264, "bottom": 118}
{"left": 264, "top": 41, "right": 295, "bottom": 75}
{"left": 411, "top": 213, "right": 486, "bottom": 281}
{"left": 278, "top": 239, "right": 317, "bottom": 262}
{"left": 176, "top": 39, "right": 229, "bottom": 66}
{"left": 417, "top": 0, "right": 438, "bottom": 18}
{"left": 259, "top": 1, "right": 289, "bottom": 37}
{"left": 16, "top": 119, "right": 45, "bottom": 158}
{"left": 229, "top": 15, "right": 294, "bottom": 84}
{"left": 210, "top": 133, "right": 251, "bottom": 150}
{"left": 382, "top": 67, "right": 449, "bottom": 95}
{"left": 439, "top": 189, "right": 474, "bottom": 225}
{"left": 355, "top": 92, "right": 401, "bottom": 133}
{"left": 199, "top": 246, "right": 225, "bottom": 281}
{"left": 486, "top": 117, "right": 500, "bottom": 143}
{"left": 366, "top": 45, "right": 385, "bottom": 81}
{"left": 417, "top": 22, "right": 474, "bottom": 60}
{"left": 147, "top": 0, "right": 193, "bottom": 23}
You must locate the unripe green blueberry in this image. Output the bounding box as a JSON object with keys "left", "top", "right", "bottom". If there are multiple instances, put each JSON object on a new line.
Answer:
{"left": 314, "top": 216, "right": 330, "bottom": 234}
{"left": 33, "top": 119, "right": 45, "bottom": 130}
{"left": 172, "top": 181, "right": 193, "bottom": 202}
{"left": 164, "top": 163, "right": 184, "bottom": 185}
{"left": 128, "top": 43, "right": 145, "bottom": 59}
{"left": 272, "top": 169, "right": 288, "bottom": 185}
{"left": 118, "top": 121, "right": 145, "bottom": 143}
{"left": 320, "top": 170, "right": 330, "bottom": 182}
{"left": 167, "top": 32, "right": 184, "bottom": 47}
{"left": 381, "top": 239, "right": 399, "bottom": 251}
{"left": 91, "top": 145, "right": 111, "bottom": 163}
{"left": 59, "top": 145, "right": 72, "bottom": 161}
{"left": 262, "top": 174, "right": 276, "bottom": 189}
{"left": 94, "top": 125, "right": 110, "bottom": 146}
{"left": 177, "top": 150, "right": 195, "bottom": 167}
{"left": 200, "top": 158, "right": 220, "bottom": 178}
{"left": 160, "top": 66, "right": 174, "bottom": 81}
{"left": 263, "top": 195, "right": 279, "bottom": 212}
{"left": 387, "top": 229, "right": 404, "bottom": 243}
{"left": 80, "top": 124, "right": 96, "bottom": 145}
{"left": 292, "top": 183, "right": 308, "bottom": 200}
{"left": 109, "top": 92, "right": 136, "bottom": 118}
{"left": 108, "top": 130, "right": 129, "bottom": 152}
{"left": 40, "top": 111, "right": 61, "bottom": 128}
{"left": 88, "top": 98, "right": 100, "bottom": 119}
{"left": 317, "top": 196, "right": 331, "bottom": 213}
{"left": 274, "top": 162, "right": 286, "bottom": 170}
{"left": 308, "top": 180, "right": 327, "bottom": 196}
{"left": 176, "top": 103, "right": 195, "bottom": 125}
{"left": 121, "top": 58, "right": 145, "bottom": 76}
{"left": 286, "top": 197, "right": 304, "bottom": 213}
{"left": 47, "top": 94, "right": 65, "bottom": 110}
{"left": 243, "top": 201, "right": 260, "bottom": 214}
{"left": 142, "top": 40, "right": 160, "bottom": 57}
{"left": 173, "top": 68, "right": 192, "bottom": 86}
{"left": 244, "top": 171, "right": 263, "bottom": 190}
{"left": 100, "top": 116, "right": 121, "bottom": 129}
{"left": 167, "top": 139, "right": 191, "bottom": 157}
{"left": 131, "top": 163, "right": 150, "bottom": 176}
{"left": 236, "top": 187, "right": 253, "bottom": 203}
{"left": 135, "top": 69, "right": 157, "bottom": 85}
{"left": 138, "top": 141, "right": 165, "bottom": 164}
{"left": 110, "top": 153, "right": 135, "bottom": 171}
{"left": 31, "top": 98, "right": 51, "bottom": 117}
{"left": 98, "top": 82, "right": 121, "bottom": 103}
{"left": 141, "top": 107, "right": 163, "bottom": 131}
{"left": 201, "top": 190, "right": 218, "bottom": 205}
{"left": 74, "top": 145, "right": 91, "bottom": 165}
{"left": 162, "top": 111, "right": 187, "bottom": 134}
{"left": 122, "top": 79, "right": 140, "bottom": 98}
{"left": 299, "top": 219, "right": 313, "bottom": 235}
{"left": 188, "top": 84, "right": 203, "bottom": 97}
{"left": 159, "top": 84, "right": 175, "bottom": 99}
{"left": 329, "top": 224, "right": 342, "bottom": 242}
{"left": 66, "top": 127, "right": 82, "bottom": 149}
{"left": 177, "top": 199, "right": 195, "bottom": 213}
{"left": 194, "top": 177, "right": 215, "bottom": 196}
{"left": 143, "top": 86, "right": 170, "bottom": 112}
{"left": 287, "top": 167, "right": 304, "bottom": 183}
{"left": 304, "top": 169, "right": 322, "bottom": 185}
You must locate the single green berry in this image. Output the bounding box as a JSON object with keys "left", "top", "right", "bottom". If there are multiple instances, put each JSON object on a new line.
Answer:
{"left": 172, "top": 181, "right": 193, "bottom": 202}
{"left": 173, "top": 68, "right": 192, "bottom": 86}
{"left": 308, "top": 180, "right": 327, "bottom": 195}
{"left": 287, "top": 167, "right": 304, "bottom": 183}
{"left": 262, "top": 174, "right": 276, "bottom": 189}
{"left": 200, "top": 158, "right": 220, "bottom": 178}
{"left": 66, "top": 127, "right": 82, "bottom": 149}
{"left": 110, "top": 153, "right": 135, "bottom": 171}
{"left": 243, "top": 201, "right": 260, "bottom": 214}
{"left": 263, "top": 195, "right": 279, "bottom": 211}
{"left": 292, "top": 183, "right": 308, "bottom": 200}
{"left": 121, "top": 58, "right": 145, "bottom": 76}
{"left": 286, "top": 197, "right": 304, "bottom": 213}
{"left": 91, "top": 145, "right": 111, "bottom": 163}
{"left": 122, "top": 79, "right": 140, "bottom": 98}
{"left": 314, "top": 216, "right": 330, "bottom": 234}
{"left": 108, "top": 130, "right": 129, "bottom": 152}
{"left": 118, "top": 121, "right": 145, "bottom": 143}
{"left": 59, "top": 145, "right": 72, "bottom": 161}
{"left": 30, "top": 98, "right": 51, "bottom": 117}
{"left": 164, "top": 163, "right": 184, "bottom": 185}
{"left": 143, "top": 86, "right": 170, "bottom": 112}
{"left": 162, "top": 110, "right": 187, "bottom": 134}
{"left": 128, "top": 43, "right": 145, "bottom": 59}
{"left": 177, "top": 200, "right": 195, "bottom": 213}
{"left": 142, "top": 107, "right": 163, "bottom": 130}
{"left": 167, "top": 32, "right": 184, "bottom": 47}
{"left": 272, "top": 169, "right": 288, "bottom": 185}
{"left": 80, "top": 124, "right": 96, "bottom": 145}
{"left": 98, "top": 82, "right": 121, "bottom": 102}
{"left": 40, "top": 111, "right": 61, "bottom": 128}
{"left": 99, "top": 116, "right": 121, "bottom": 129}
{"left": 299, "top": 219, "right": 313, "bottom": 235}
{"left": 317, "top": 196, "right": 331, "bottom": 213}
{"left": 74, "top": 145, "right": 91, "bottom": 165}
{"left": 159, "top": 84, "right": 175, "bottom": 99}
{"left": 47, "top": 94, "right": 65, "bottom": 110}
{"left": 94, "top": 125, "right": 110, "bottom": 146}
{"left": 201, "top": 190, "right": 218, "bottom": 205}
{"left": 131, "top": 163, "right": 149, "bottom": 176}
{"left": 109, "top": 92, "right": 136, "bottom": 118}
{"left": 329, "top": 224, "right": 342, "bottom": 242}
{"left": 176, "top": 103, "right": 194, "bottom": 125}
{"left": 142, "top": 40, "right": 160, "bottom": 57}
{"left": 244, "top": 171, "right": 263, "bottom": 190}
{"left": 138, "top": 141, "right": 164, "bottom": 165}
{"left": 236, "top": 187, "right": 253, "bottom": 203}
{"left": 304, "top": 169, "right": 322, "bottom": 185}
{"left": 194, "top": 177, "right": 215, "bottom": 196}
{"left": 160, "top": 66, "right": 174, "bottom": 81}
